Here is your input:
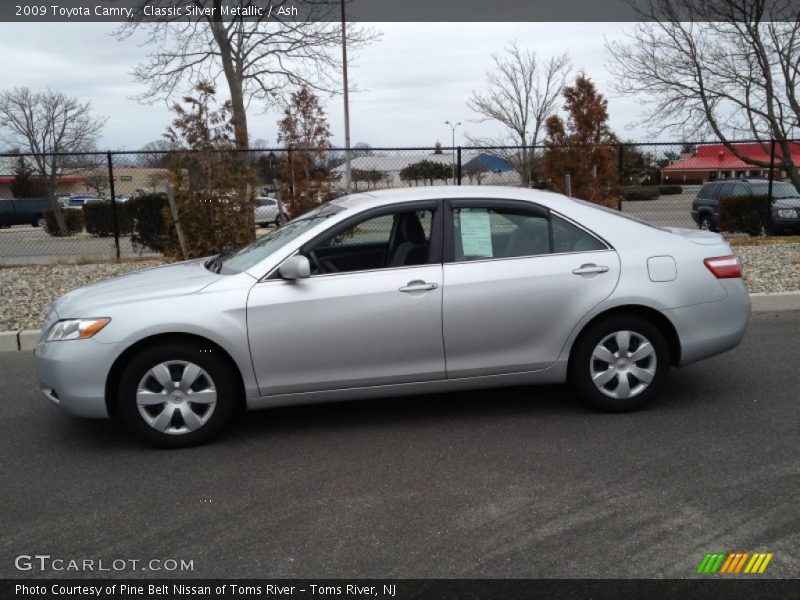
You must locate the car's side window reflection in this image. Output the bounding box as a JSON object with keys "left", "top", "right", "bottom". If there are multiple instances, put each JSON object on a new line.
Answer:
{"left": 453, "top": 207, "right": 549, "bottom": 261}
{"left": 308, "top": 210, "right": 434, "bottom": 275}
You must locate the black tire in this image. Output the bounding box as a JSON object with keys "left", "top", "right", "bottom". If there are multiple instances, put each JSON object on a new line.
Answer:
{"left": 569, "top": 314, "right": 670, "bottom": 412}
{"left": 699, "top": 214, "right": 715, "bottom": 232}
{"left": 34, "top": 216, "right": 47, "bottom": 228}
{"left": 117, "top": 341, "right": 238, "bottom": 448}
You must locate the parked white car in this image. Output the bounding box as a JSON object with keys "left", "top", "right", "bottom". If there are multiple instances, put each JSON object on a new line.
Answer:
{"left": 254, "top": 196, "right": 288, "bottom": 227}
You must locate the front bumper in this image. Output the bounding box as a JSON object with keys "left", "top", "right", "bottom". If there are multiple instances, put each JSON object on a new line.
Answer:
{"left": 34, "top": 337, "right": 128, "bottom": 418}
{"left": 771, "top": 216, "right": 800, "bottom": 233}
{"left": 666, "top": 278, "right": 751, "bottom": 366}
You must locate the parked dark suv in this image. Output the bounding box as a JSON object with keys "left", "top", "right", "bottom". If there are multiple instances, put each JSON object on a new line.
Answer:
{"left": 691, "top": 179, "right": 800, "bottom": 232}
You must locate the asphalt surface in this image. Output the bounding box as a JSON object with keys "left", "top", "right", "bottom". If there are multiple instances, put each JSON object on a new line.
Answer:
{"left": 1, "top": 312, "right": 798, "bottom": 579}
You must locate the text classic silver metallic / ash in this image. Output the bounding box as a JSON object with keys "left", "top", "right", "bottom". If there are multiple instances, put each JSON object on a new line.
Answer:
{"left": 35, "top": 187, "right": 750, "bottom": 447}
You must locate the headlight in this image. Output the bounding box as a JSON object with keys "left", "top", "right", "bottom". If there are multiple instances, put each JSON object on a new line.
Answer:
{"left": 776, "top": 209, "right": 798, "bottom": 218}
{"left": 45, "top": 318, "right": 111, "bottom": 342}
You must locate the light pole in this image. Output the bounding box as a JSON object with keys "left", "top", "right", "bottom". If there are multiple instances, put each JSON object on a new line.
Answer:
{"left": 341, "top": 0, "right": 352, "bottom": 194}
{"left": 445, "top": 120, "right": 460, "bottom": 185}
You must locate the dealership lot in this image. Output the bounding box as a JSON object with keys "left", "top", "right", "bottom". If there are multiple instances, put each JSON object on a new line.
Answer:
{"left": 1, "top": 312, "right": 797, "bottom": 579}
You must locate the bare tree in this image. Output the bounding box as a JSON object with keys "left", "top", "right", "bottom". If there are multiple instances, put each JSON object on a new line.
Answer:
{"left": 467, "top": 42, "right": 571, "bottom": 186}
{"left": 135, "top": 139, "right": 173, "bottom": 167}
{"left": 607, "top": 0, "right": 800, "bottom": 188}
{"left": 117, "top": 1, "right": 377, "bottom": 151}
{"left": 0, "top": 87, "right": 105, "bottom": 233}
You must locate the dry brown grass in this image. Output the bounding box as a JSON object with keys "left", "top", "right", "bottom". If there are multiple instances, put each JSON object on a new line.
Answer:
{"left": 726, "top": 235, "right": 800, "bottom": 247}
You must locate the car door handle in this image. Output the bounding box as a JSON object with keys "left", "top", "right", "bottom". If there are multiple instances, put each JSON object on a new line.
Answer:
{"left": 399, "top": 281, "right": 438, "bottom": 293}
{"left": 572, "top": 264, "right": 609, "bottom": 275}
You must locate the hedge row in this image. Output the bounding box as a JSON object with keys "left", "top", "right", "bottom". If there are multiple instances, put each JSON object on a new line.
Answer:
{"left": 42, "top": 195, "right": 168, "bottom": 252}
{"left": 717, "top": 195, "right": 772, "bottom": 236}
{"left": 621, "top": 186, "right": 660, "bottom": 201}
{"left": 658, "top": 184, "right": 683, "bottom": 195}
{"left": 43, "top": 208, "right": 84, "bottom": 237}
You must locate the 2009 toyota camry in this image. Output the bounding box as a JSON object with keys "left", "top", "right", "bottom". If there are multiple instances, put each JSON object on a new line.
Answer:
{"left": 35, "top": 187, "right": 751, "bottom": 447}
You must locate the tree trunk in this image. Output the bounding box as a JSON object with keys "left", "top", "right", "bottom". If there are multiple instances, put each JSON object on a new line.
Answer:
{"left": 48, "top": 167, "right": 67, "bottom": 236}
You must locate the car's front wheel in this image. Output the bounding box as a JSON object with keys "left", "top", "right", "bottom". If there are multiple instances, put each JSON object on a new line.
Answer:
{"left": 117, "top": 341, "right": 237, "bottom": 447}
{"left": 569, "top": 315, "right": 670, "bottom": 412}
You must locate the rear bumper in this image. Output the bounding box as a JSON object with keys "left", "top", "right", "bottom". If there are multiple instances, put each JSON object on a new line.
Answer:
{"left": 666, "top": 279, "right": 751, "bottom": 366}
{"left": 34, "top": 338, "right": 128, "bottom": 418}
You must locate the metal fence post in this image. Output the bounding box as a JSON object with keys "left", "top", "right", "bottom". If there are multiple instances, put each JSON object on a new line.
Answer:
{"left": 617, "top": 144, "right": 624, "bottom": 212}
{"left": 457, "top": 147, "right": 462, "bottom": 185}
{"left": 106, "top": 151, "right": 121, "bottom": 261}
{"left": 767, "top": 139, "right": 776, "bottom": 203}
{"left": 565, "top": 174, "right": 572, "bottom": 197}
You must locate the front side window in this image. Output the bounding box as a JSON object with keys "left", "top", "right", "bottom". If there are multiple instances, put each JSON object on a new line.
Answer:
{"left": 215, "top": 203, "right": 343, "bottom": 274}
{"left": 453, "top": 207, "right": 549, "bottom": 261}
{"left": 307, "top": 209, "right": 434, "bottom": 274}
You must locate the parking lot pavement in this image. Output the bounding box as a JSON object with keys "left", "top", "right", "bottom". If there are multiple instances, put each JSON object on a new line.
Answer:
{"left": 0, "top": 227, "right": 156, "bottom": 265}
{"left": 1, "top": 312, "right": 798, "bottom": 579}
{"left": 622, "top": 194, "right": 697, "bottom": 229}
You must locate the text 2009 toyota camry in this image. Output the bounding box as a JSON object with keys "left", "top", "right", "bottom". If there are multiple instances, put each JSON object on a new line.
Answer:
{"left": 35, "top": 187, "right": 750, "bottom": 447}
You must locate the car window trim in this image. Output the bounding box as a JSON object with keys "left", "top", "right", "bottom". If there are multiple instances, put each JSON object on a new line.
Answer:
{"left": 264, "top": 199, "right": 443, "bottom": 280}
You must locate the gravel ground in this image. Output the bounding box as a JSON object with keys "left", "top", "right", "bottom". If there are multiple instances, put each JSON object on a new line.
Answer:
{"left": 0, "top": 243, "right": 798, "bottom": 332}
{"left": 0, "top": 260, "right": 165, "bottom": 331}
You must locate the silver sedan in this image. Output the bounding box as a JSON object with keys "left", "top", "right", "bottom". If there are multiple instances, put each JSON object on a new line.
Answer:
{"left": 35, "top": 187, "right": 751, "bottom": 447}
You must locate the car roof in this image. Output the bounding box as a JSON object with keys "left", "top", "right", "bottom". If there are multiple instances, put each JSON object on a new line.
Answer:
{"left": 331, "top": 185, "right": 571, "bottom": 210}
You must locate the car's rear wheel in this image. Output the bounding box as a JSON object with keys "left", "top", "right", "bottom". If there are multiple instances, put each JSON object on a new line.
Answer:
{"left": 569, "top": 315, "right": 669, "bottom": 412}
{"left": 117, "top": 341, "right": 237, "bottom": 447}
{"left": 34, "top": 216, "right": 47, "bottom": 228}
{"left": 699, "top": 215, "right": 714, "bottom": 231}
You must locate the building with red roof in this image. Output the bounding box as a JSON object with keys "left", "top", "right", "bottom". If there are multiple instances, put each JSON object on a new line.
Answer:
{"left": 661, "top": 142, "right": 800, "bottom": 183}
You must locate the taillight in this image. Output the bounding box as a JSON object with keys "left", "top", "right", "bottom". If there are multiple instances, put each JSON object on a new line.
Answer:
{"left": 704, "top": 255, "right": 742, "bottom": 279}
{"left": 691, "top": 200, "right": 697, "bottom": 210}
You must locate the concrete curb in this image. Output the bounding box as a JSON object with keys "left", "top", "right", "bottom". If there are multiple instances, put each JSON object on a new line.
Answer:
{"left": 1, "top": 293, "right": 798, "bottom": 353}
{"left": 750, "top": 291, "right": 800, "bottom": 313}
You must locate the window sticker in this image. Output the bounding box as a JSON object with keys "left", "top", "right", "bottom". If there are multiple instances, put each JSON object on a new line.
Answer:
{"left": 459, "top": 209, "right": 493, "bottom": 258}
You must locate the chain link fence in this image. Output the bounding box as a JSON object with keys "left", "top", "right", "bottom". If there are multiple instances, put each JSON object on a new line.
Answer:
{"left": 1, "top": 140, "right": 797, "bottom": 265}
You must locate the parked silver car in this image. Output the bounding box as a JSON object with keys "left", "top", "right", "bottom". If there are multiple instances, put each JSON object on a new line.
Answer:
{"left": 254, "top": 196, "right": 288, "bottom": 227}
{"left": 35, "top": 187, "right": 750, "bottom": 447}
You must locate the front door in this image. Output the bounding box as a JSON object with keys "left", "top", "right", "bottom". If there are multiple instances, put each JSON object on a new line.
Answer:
{"left": 247, "top": 204, "right": 446, "bottom": 396}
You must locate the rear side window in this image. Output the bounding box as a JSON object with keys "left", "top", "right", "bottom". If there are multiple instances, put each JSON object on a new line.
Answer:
{"left": 453, "top": 208, "right": 549, "bottom": 261}
{"left": 698, "top": 183, "right": 717, "bottom": 198}
{"left": 451, "top": 206, "right": 608, "bottom": 262}
{"left": 716, "top": 182, "right": 735, "bottom": 199}
{"left": 730, "top": 183, "right": 749, "bottom": 196}
{"left": 552, "top": 215, "right": 607, "bottom": 253}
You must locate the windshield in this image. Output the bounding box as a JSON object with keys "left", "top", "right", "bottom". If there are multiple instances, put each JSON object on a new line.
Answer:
{"left": 213, "top": 203, "right": 344, "bottom": 274}
{"left": 749, "top": 181, "right": 800, "bottom": 198}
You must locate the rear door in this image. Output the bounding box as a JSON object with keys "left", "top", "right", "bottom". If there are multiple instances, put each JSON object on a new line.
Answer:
{"left": 442, "top": 199, "right": 620, "bottom": 378}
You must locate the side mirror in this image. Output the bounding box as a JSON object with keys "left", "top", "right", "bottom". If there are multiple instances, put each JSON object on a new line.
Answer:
{"left": 279, "top": 255, "right": 311, "bottom": 280}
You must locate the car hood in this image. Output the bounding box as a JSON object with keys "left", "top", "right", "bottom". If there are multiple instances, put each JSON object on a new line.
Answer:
{"left": 52, "top": 259, "right": 221, "bottom": 317}
{"left": 773, "top": 197, "right": 800, "bottom": 209}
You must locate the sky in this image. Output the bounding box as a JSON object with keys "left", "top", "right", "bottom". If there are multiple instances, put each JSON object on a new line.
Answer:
{"left": 0, "top": 22, "right": 650, "bottom": 151}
